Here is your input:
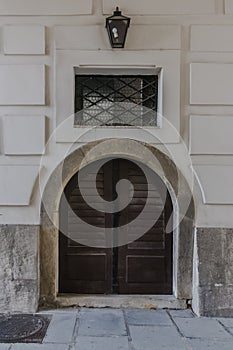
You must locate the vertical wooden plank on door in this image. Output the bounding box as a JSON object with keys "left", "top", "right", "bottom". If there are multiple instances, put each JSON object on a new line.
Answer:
{"left": 59, "top": 162, "right": 113, "bottom": 294}
{"left": 118, "top": 160, "right": 173, "bottom": 294}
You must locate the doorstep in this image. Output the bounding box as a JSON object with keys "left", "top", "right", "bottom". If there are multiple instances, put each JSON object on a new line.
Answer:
{"left": 56, "top": 294, "right": 187, "bottom": 310}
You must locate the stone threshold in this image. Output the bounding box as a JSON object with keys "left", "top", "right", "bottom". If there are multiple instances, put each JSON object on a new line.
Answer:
{"left": 56, "top": 294, "right": 187, "bottom": 310}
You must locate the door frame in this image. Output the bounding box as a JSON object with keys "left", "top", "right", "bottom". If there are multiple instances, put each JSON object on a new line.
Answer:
{"left": 40, "top": 139, "right": 195, "bottom": 307}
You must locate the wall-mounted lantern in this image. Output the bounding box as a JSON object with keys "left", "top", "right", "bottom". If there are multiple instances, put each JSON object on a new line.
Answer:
{"left": 106, "top": 7, "right": 131, "bottom": 48}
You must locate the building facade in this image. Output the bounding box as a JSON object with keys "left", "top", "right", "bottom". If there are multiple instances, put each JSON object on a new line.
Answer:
{"left": 0, "top": 0, "right": 233, "bottom": 317}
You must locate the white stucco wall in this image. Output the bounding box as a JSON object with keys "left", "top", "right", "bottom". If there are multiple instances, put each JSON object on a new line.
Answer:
{"left": 0, "top": 0, "right": 232, "bottom": 228}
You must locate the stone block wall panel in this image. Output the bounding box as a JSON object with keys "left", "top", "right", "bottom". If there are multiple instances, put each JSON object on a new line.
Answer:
{"left": 3, "top": 25, "right": 45, "bottom": 55}
{"left": 3, "top": 115, "right": 45, "bottom": 155}
{"left": 0, "top": 225, "right": 39, "bottom": 313}
{"left": 225, "top": 0, "right": 233, "bottom": 14}
{"left": 103, "top": 0, "right": 215, "bottom": 15}
{"left": 190, "top": 63, "right": 233, "bottom": 105}
{"left": 196, "top": 228, "right": 233, "bottom": 317}
{"left": 190, "top": 115, "right": 233, "bottom": 155}
{"left": 0, "top": 65, "right": 45, "bottom": 105}
{"left": 0, "top": 165, "right": 39, "bottom": 205}
{"left": 191, "top": 25, "right": 233, "bottom": 52}
{"left": 0, "top": 0, "right": 92, "bottom": 15}
{"left": 194, "top": 165, "right": 233, "bottom": 204}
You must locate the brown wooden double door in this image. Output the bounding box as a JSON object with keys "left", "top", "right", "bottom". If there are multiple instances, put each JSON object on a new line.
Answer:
{"left": 59, "top": 158, "right": 173, "bottom": 295}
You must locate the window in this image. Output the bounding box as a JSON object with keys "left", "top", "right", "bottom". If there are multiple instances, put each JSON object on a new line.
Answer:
{"left": 74, "top": 75, "right": 158, "bottom": 127}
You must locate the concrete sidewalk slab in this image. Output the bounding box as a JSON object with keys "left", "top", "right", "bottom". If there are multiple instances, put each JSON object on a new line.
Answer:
{"left": 217, "top": 318, "right": 233, "bottom": 328}
{"left": 129, "top": 325, "right": 188, "bottom": 350}
{"left": 43, "top": 313, "right": 77, "bottom": 344}
{"left": 173, "top": 317, "right": 232, "bottom": 340}
{"left": 72, "top": 336, "right": 129, "bottom": 350}
{"left": 0, "top": 345, "right": 11, "bottom": 350}
{"left": 126, "top": 309, "right": 173, "bottom": 326}
{"left": 78, "top": 309, "right": 127, "bottom": 337}
{"left": 1, "top": 309, "right": 233, "bottom": 350}
{"left": 186, "top": 339, "right": 233, "bottom": 350}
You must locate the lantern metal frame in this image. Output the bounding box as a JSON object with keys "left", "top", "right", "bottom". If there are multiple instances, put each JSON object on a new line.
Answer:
{"left": 105, "top": 7, "right": 131, "bottom": 48}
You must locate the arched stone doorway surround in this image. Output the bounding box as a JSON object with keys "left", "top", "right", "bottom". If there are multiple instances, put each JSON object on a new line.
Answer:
{"left": 40, "top": 139, "right": 195, "bottom": 307}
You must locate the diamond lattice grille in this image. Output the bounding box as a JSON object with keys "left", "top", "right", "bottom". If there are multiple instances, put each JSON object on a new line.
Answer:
{"left": 74, "top": 75, "right": 158, "bottom": 127}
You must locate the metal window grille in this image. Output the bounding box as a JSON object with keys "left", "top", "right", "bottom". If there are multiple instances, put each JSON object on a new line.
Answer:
{"left": 74, "top": 75, "right": 158, "bottom": 127}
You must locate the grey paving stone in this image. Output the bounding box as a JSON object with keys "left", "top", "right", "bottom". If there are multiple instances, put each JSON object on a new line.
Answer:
{"left": 169, "top": 309, "right": 195, "bottom": 318}
{"left": 43, "top": 313, "right": 77, "bottom": 344}
{"left": 78, "top": 309, "right": 127, "bottom": 337}
{"left": 12, "top": 345, "right": 69, "bottom": 350}
{"left": 130, "top": 325, "right": 188, "bottom": 350}
{"left": 187, "top": 339, "right": 233, "bottom": 350}
{"left": 0, "top": 345, "right": 12, "bottom": 350}
{"left": 217, "top": 318, "right": 233, "bottom": 328}
{"left": 126, "top": 309, "right": 172, "bottom": 326}
{"left": 72, "top": 336, "right": 129, "bottom": 350}
{"left": 174, "top": 317, "right": 232, "bottom": 340}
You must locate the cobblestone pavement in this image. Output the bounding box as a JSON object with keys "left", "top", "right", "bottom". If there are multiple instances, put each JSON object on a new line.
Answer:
{"left": 1, "top": 309, "right": 233, "bottom": 349}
